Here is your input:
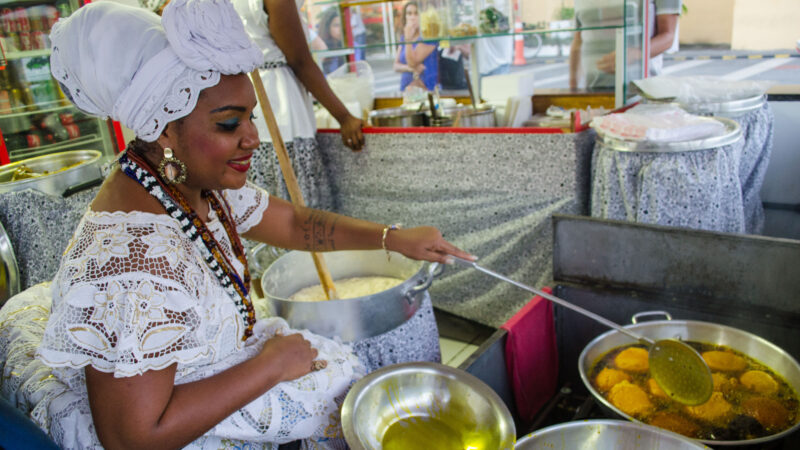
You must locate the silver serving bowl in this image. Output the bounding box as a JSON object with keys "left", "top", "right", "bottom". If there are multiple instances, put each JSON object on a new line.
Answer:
{"left": 342, "top": 362, "right": 516, "bottom": 450}
{"left": 0, "top": 149, "right": 102, "bottom": 196}
{"left": 516, "top": 419, "right": 709, "bottom": 449}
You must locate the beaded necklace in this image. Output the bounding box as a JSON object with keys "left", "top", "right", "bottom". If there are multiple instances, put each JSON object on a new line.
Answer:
{"left": 119, "top": 150, "right": 256, "bottom": 340}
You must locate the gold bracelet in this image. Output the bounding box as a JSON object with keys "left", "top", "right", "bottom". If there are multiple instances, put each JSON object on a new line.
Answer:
{"left": 381, "top": 223, "right": 401, "bottom": 260}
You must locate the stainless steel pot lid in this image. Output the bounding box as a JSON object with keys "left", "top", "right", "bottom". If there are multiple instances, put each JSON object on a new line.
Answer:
{"left": 596, "top": 117, "right": 742, "bottom": 153}
{"left": 644, "top": 94, "right": 765, "bottom": 117}
{"left": 0, "top": 220, "right": 20, "bottom": 307}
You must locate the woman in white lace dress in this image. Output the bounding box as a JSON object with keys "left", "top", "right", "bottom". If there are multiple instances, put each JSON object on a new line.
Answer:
{"left": 23, "top": 1, "right": 473, "bottom": 448}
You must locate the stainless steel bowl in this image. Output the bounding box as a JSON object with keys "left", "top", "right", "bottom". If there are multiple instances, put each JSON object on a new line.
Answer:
{"left": 369, "top": 107, "right": 427, "bottom": 127}
{"left": 260, "top": 249, "right": 441, "bottom": 342}
{"left": 0, "top": 150, "right": 102, "bottom": 196}
{"left": 579, "top": 317, "right": 800, "bottom": 446}
{"left": 516, "top": 419, "right": 709, "bottom": 449}
{"left": 342, "top": 362, "right": 516, "bottom": 450}
{"left": 440, "top": 105, "right": 497, "bottom": 127}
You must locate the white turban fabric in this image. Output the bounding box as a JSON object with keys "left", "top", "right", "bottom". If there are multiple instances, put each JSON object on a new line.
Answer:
{"left": 49, "top": 0, "right": 263, "bottom": 142}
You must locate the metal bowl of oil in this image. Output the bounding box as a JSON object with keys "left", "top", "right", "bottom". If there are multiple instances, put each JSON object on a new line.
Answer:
{"left": 341, "top": 361, "right": 515, "bottom": 450}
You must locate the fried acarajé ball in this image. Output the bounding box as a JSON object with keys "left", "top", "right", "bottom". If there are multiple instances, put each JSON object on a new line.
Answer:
{"left": 648, "top": 378, "right": 667, "bottom": 398}
{"left": 649, "top": 412, "right": 700, "bottom": 438}
{"left": 702, "top": 350, "right": 748, "bottom": 372}
{"left": 740, "top": 370, "right": 779, "bottom": 395}
{"left": 595, "top": 367, "right": 632, "bottom": 392}
{"left": 608, "top": 380, "right": 654, "bottom": 417}
{"left": 614, "top": 347, "right": 649, "bottom": 373}
{"left": 686, "top": 392, "right": 734, "bottom": 424}
{"left": 742, "top": 397, "right": 790, "bottom": 430}
{"left": 712, "top": 372, "right": 739, "bottom": 395}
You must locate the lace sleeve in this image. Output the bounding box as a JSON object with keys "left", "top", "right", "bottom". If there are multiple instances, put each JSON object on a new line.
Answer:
{"left": 221, "top": 181, "right": 269, "bottom": 235}
{"left": 38, "top": 212, "right": 243, "bottom": 378}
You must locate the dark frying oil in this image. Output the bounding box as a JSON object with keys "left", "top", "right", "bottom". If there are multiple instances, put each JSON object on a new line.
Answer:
{"left": 590, "top": 342, "right": 799, "bottom": 441}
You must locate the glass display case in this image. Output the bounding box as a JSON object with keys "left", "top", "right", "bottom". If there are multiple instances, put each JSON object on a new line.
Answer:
{"left": 0, "top": 0, "right": 117, "bottom": 165}
{"left": 304, "top": 0, "right": 647, "bottom": 106}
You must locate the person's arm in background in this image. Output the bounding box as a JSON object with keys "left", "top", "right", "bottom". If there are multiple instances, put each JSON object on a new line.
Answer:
{"left": 569, "top": 31, "right": 582, "bottom": 90}
{"left": 393, "top": 44, "right": 415, "bottom": 73}
{"left": 595, "top": 13, "right": 679, "bottom": 73}
{"left": 265, "top": 0, "right": 364, "bottom": 151}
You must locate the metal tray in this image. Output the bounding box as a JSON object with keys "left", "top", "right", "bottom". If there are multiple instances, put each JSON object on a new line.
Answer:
{"left": 0, "top": 220, "right": 20, "bottom": 307}
{"left": 643, "top": 94, "right": 766, "bottom": 118}
{"left": 595, "top": 116, "right": 742, "bottom": 153}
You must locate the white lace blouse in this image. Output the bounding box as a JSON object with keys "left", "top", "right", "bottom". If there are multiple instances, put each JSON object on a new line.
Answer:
{"left": 35, "top": 182, "right": 362, "bottom": 449}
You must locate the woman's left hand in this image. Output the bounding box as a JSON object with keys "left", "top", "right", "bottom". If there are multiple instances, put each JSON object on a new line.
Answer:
{"left": 339, "top": 115, "right": 364, "bottom": 151}
{"left": 386, "top": 226, "right": 476, "bottom": 265}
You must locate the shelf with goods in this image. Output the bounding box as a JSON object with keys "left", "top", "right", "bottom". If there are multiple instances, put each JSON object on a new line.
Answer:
{"left": 0, "top": 0, "right": 118, "bottom": 166}
{"left": 304, "top": 0, "right": 646, "bottom": 106}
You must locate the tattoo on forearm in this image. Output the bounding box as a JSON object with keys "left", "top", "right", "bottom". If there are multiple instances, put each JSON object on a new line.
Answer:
{"left": 303, "top": 210, "right": 338, "bottom": 251}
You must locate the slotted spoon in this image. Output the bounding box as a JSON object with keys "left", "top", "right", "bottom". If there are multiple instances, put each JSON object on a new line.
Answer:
{"left": 452, "top": 256, "right": 713, "bottom": 406}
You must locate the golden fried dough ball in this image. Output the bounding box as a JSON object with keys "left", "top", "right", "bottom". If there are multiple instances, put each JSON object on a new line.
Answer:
{"left": 596, "top": 367, "right": 632, "bottom": 392}
{"left": 648, "top": 378, "right": 667, "bottom": 398}
{"left": 740, "top": 370, "right": 779, "bottom": 395}
{"left": 702, "top": 351, "right": 748, "bottom": 372}
{"left": 711, "top": 372, "right": 739, "bottom": 395}
{"left": 614, "top": 347, "right": 649, "bottom": 373}
{"left": 686, "top": 392, "right": 734, "bottom": 424}
{"left": 743, "top": 397, "right": 790, "bottom": 430}
{"left": 608, "top": 380, "right": 654, "bottom": 417}
{"left": 649, "top": 412, "right": 700, "bottom": 438}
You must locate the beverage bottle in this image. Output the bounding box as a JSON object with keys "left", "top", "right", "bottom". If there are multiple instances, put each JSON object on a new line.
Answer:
{"left": 14, "top": 7, "right": 29, "bottom": 33}
{"left": 39, "top": 112, "right": 68, "bottom": 142}
{"left": 0, "top": 70, "right": 12, "bottom": 113}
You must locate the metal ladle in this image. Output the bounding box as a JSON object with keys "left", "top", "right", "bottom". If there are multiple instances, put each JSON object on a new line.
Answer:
{"left": 451, "top": 256, "right": 713, "bottom": 406}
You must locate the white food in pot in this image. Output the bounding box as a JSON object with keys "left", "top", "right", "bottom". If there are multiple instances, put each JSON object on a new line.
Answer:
{"left": 289, "top": 276, "right": 404, "bottom": 302}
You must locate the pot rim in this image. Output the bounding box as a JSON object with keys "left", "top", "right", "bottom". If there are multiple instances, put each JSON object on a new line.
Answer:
{"left": 578, "top": 319, "right": 800, "bottom": 446}
{"left": 260, "top": 250, "right": 433, "bottom": 303}
{"left": 516, "top": 419, "right": 709, "bottom": 449}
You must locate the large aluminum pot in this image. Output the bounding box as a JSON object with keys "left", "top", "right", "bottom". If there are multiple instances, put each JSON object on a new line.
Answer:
{"left": 342, "top": 361, "right": 516, "bottom": 450}
{"left": 369, "top": 107, "right": 427, "bottom": 127}
{"left": 578, "top": 315, "right": 800, "bottom": 446}
{"left": 0, "top": 150, "right": 102, "bottom": 196}
{"left": 260, "top": 249, "right": 441, "bottom": 342}
{"left": 516, "top": 419, "right": 709, "bottom": 449}
{"left": 440, "top": 104, "right": 497, "bottom": 127}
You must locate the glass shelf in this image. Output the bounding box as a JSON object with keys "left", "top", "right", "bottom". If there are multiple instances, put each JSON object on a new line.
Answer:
{"left": 4, "top": 49, "right": 50, "bottom": 61}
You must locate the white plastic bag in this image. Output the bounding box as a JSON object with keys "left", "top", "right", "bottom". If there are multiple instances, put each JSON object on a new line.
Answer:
{"left": 326, "top": 61, "right": 375, "bottom": 117}
{"left": 634, "top": 75, "right": 774, "bottom": 103}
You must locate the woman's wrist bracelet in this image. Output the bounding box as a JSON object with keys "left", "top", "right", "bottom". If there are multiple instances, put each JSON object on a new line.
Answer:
{"left": 381, "top": 223, "right": 402, "bottom": 260}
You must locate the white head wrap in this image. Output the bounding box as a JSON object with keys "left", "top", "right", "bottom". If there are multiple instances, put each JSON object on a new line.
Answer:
{"left": 50, "top": 0, "right": 263, "bottom": 142}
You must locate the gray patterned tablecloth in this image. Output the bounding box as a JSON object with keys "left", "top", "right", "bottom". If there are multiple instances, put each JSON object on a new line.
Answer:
{"left": 591, "top": 102, "right": 773, "bottom": 234}
{"left": 733, "top": 102, "right": 773, "bottom": 234}
{"left": 317, "top": 131, "right": 593, "bottom": 327}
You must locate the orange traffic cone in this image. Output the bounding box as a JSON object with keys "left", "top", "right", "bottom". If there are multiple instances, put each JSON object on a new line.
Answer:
{"left": 513, "top": 20, "right": 525, "bottom": 66}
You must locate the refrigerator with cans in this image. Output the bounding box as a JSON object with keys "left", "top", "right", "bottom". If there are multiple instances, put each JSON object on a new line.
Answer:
{"left": 0, "top": 0, "right": 120, "bottom": 165}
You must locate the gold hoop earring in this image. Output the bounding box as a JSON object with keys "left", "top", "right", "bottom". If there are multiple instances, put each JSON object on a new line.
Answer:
{"left": 158, "top": 147, "right": 187, "bottom": 184}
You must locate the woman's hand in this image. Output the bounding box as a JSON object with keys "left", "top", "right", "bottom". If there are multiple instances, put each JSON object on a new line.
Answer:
{"left": 257, "top": 331, "right": 319, "bottom": 383}
{"left": 339, "top": 115, "right": 365, "bottom": 151}
{"left": 386, "top": 226, "right": 476, "bottom": 264}
{"left": 404, "top": 20, "right": 419, "bottom": 42}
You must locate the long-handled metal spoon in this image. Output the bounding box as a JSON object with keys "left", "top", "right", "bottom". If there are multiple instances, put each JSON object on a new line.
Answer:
{"left": 451, "top": 256, "right": 713, "bottom": 406}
